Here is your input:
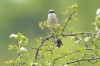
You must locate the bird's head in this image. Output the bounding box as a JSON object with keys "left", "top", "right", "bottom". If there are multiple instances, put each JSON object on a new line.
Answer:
{"left": 48, "top": 10, "right": 55, "bottom": 14}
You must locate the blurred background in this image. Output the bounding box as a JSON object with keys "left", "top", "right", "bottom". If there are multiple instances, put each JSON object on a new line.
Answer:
{"left": 0, "top": 0, "right": 100, "bottom": 66}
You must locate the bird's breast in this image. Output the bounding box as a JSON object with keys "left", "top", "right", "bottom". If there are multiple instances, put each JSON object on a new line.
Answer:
{"left": 47, "top": 13, "right": 58, "bottom": 27}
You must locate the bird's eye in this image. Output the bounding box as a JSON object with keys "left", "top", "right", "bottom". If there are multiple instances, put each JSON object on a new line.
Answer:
{"left": 52, "top": 11, "right": 55, "bottom": 13}
{"left": 49, "top": 11, "right": 52, "bottom": 13}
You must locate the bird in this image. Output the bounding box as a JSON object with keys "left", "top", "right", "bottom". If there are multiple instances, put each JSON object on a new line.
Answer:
{"left": 47, "top": 10, "right": 58, "bottom": 27}
{"left": 47, "top": 10, "right": 63, "bottom": 48}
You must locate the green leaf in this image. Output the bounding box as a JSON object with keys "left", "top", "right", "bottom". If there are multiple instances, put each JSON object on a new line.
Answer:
{"left": 39, "top": 21, "right": 47, "bottom": 30}
{"left": 5, "top": 59, "right": 14, "bottom": 64}
{"left": 17, "top": 33, "right": 22, "bottom": 39}
{"left": 64, "top": 18, "right": 68, "bottom": 23}
{"left": 72, "top": 17, "right": 79, "bottom": 21}
{"left": 71, "top": 3, "right": 79, "bottom": 12}
{"left": 8, "top": 44, "right": 15, "bottom": 50}
{"left": 95, "top": 20, "right": 100, "bottom": 28}
{"left": 39, "top": 22, "right": 43, "bottom": 29}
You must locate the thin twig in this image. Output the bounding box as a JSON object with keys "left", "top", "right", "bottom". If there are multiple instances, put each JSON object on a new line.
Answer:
{"left": 62, "top": 32, "right": 97, "bottom": 37}
{"left": 66, "top": 56, "right": 100, "bottom": 64}
{"left": 16, "top": 39, "right": 22, "bottom": 66}
{"left": 11, "top": 63, "right": 14, "bottom": 66}
{"left": 62, "top": 12, "right": 75, "bottom": 33}
{"left": 91, "top": 41, "right": 99, "bottom": 49}
{"left": 52, "top": 48, "right": 93, "bottom": 65}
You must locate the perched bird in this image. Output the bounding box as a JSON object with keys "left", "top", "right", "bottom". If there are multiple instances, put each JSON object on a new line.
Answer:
{"left": 47, "top": 10, "right": 63, "bottom": 48}
{"left": 47, "top": 10, "right": 58, "bottom": 27}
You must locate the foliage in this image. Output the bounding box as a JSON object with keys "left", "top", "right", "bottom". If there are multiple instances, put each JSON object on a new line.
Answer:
{"left": 6, "top": 33, "right": 32, "bottom": 66}
{"left": 6, "top": 3, "right": 100, "bottom": 66}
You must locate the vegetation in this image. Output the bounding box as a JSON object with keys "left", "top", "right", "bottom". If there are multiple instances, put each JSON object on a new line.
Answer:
{"left": 5, "top": 3, "right": 100, "bottom": 66}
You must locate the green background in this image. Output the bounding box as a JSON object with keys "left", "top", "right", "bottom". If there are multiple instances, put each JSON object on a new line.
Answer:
{"left": 0, "top": 0, "right": 100, "bottom": 66}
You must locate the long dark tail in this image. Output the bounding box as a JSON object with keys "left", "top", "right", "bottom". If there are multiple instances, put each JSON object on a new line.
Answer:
{"left": 55, "top": 38, "right": 63, "bottom": 48}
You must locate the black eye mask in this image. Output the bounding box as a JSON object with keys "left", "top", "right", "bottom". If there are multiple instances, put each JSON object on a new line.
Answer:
{"left": 48, "top": 10, "right": 55, "bottom": 13}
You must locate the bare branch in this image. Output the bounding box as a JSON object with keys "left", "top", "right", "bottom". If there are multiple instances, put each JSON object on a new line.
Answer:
{"left": 34, "top": 34, "right": 54, "bottom": 60}
{"left": 66, "top": 56, "right": 100, "bottom": 64}
{"left": 91, "top": 41, "right": 99, "bottom": 49}
{"left": 52, "top": 48, "right": 93, "bottom": 65}
{"left": 62, "top": 12, "right": 75, "bottom": 33}
{"left": 62, "top": 32, "right": 97, "bottom": 37}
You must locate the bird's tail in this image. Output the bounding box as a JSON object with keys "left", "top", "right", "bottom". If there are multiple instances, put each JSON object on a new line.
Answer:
{"left": 55, "top": 38, "right": 63, "bottom": 48}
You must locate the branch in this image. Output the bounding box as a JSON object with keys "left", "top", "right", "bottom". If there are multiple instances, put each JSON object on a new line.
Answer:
{"left": 52, "top": 48, "right": 93, "bottom": 65}
{"left": 62, "top": 12, "right": 75, "bottom": 33}
{"left": 16, "top": 39, "right": 22, "bottom": 66}
{"left": 91, "top": 40, "right": 99, "bottom": 49}
{"left": 52, "top": 32, "right": 99, "bottom": 65}
{"left": 62, "top": 32, "right": 97, "bottom": 37}
{"left": 34, "top": 34, "right": 54, "bottom": 60}
{"left": 66, "top": 56, "right": 100, "bottom": 64}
